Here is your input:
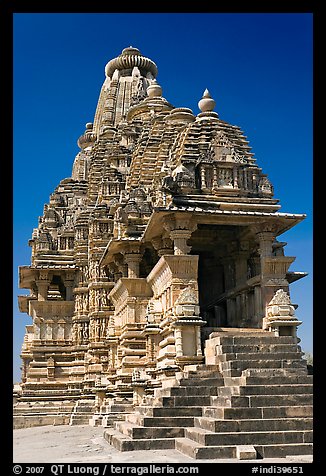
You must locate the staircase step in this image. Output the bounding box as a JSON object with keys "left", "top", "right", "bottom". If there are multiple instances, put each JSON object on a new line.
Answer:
{"left": 69, "top": 414, "right": 94, "bottom": 425}
{"left": 195, "top": 417, "right": 313, "bottom": 432}
{"left": 221, "top": 361, "right": 307, "bottom": 377}
{"left": 216, "top": 352, "right": 303, "bottom": 363}
{"left": 183, "top": 364, "right": 220, "bottom": 372}
{"left": 104, "top": 428, "right": 176, "bottom": 451}
{"left": 175, "top": 438, "right": 313, "bottom": 460}
{"left": 255, "top": 443, "right": 313, "bottom": 458}
{"left": 155, "top": 396, "right": 212, "bottom": 407}
{"left": 127, "top": 413, "right": 195, "bottom": 427}
{"left": 262, "top": 406, "right": 313, "bottom": 419}
{"left": 177, "top": 377, "right": 224, "bottom": 387}
{"left": 210, "top": 395, "right": 249, "bottom": 407}
{"left": 250, "top": 394, "right": 313, "bottom": 407}
{"left": 185, "top": 427, "right": 313, "bottom": 446}
{"left": 137, "top": 406, "right": 203, "bottom": 417}
{"left": 213, "top": 335, "right": 296, "bottom": 345}
{"left": 242, "top": 368, "right": 309, "bottom": 378}
{"left": 155, "top": 385, "right": 219, "bottom": 398}
{"left": 109, "top": 404, "right": 134, "bottom": 412}
{"left": 212, "top": 393, "right": 312, "bottom": 408}
{"left": 115, "top": 421, "right": 185, "bottom": 439}
{"left": 182, "top": 371, "right": 222, "bottom": 379}
{"left": 244, "top": 384, "right": 312, "bottom": 395}
{"left": 218, "top": 384, "right": 313, "bottom": 397}
{"left": 203, "top": 405, "right": 313, "bottom": 420}
{"left": 175, "top": 437, "right": 236, "bottom": 460}
{"left": 91, "top": 410, "right": 128, "bottom": 426}
{"left": 242, "top": 375, "right": 312, "bottom": 386}
{"left": 13, "top": 407, "right": 73, "bottom": 414}
{"left": 203, "top": 406, "right": 263, "bottom": 420}
{"left": 216, "top": 344, "right": 300, "bottom": 354}
{"left": 182, "top": 365, "right": 222, "bottom": 379}
{"left": 221, "top": 359, "right": 306, "bottom": 370}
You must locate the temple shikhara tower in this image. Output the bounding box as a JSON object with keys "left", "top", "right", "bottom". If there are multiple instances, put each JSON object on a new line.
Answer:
{"left": 15, "top": 47, "right": 312, "bottom": 460}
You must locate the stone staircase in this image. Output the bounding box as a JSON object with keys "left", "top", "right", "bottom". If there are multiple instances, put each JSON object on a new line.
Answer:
{"left": 89, "top": 402, "right": 134, "bottom": 427}
{"left": 104, "top": 365, "right": 222, "bottom": 450}
{"left": 13, "top": 401, "right": 76, "bottom": 429}
{"left": 69, "top": 399, "right": 96, "bottom": 425}
{"left": 104, "top": 329, "right": 313, "bottom": 460}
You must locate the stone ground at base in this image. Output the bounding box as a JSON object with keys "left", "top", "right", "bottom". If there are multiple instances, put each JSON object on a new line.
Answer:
{"left": 13, "top": 425, "right": 312, "bottom": 464}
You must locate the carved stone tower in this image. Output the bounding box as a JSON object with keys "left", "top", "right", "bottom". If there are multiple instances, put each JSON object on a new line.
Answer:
{"left": 16, "top": 47, "right": 309, "bottom": 448}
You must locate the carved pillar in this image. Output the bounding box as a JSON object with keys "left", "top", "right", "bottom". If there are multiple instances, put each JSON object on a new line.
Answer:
{"left": 254, "top": 223, "right": 295, "bottom": 326}
{"left": 152, "top": 235, "right": 174, "bottom": 257}
{"left": 234, "top": 251, "right": 250, "bottom": 286}
{"left": 240, "top": 292, "right": 248, "bottom": 325}
{"left": 122, "top": 243, "right": 142, "bottom": 278}
{"left": 107, "top": 262, "right": 121, "bottom": 282}
{"left": 233, "top": 166, "right": 239, "bottom": 189}
{"left": 175, "top": 327, "right": 183, "bottom": 357}
{"left": 34, "top": 319, "right": 41, "bottom": 340}
{"left": 36, "top": 271, "right": 50, "bottom": 301}
{"left": 64, "top": 280, "right": 74, "bottom": 301}
{"left": 172, "top": 286, "right": 206, "bottom": 367}
{"left": 46, "top": 320, "right": 53, "bottom": 341}
{"left": 163, "top": 216, "right": 197, "bottom": 256}
{"left": 248, "top": 256, "right": 260, "bottom": 278}
{"left": 254, "top": 286, "right": 262, "bottom": 323}
{"left": 212, "top": 165, "right": 218, "bottom": 188}
{"left": 124, "top": 253, "right": 142, "bottom": 278}
{"left": 220, "top": 256, "right": 235, "bottom": 326}
{"left": 169, "top": 229, "right": 192, "bottom": 255}
{"left": 195, "top": 326, "right": 202, "bottom": 357}
{"left": 256, "top": 231, "right": 275, "bottom": 258}
{"left": 57, "top": 320, "right": 65, "bottom": 340}
{"left": 200, "top": 165, "right": 206, "bottom": 189}
{"left": 113, "top": 254, "right": 128, "bottom": 278}
{"left": 221, "top": 257, "right": 235, "bottom": 291}
{"left": 255, "top": 225, "right": 278, "bottom": 313}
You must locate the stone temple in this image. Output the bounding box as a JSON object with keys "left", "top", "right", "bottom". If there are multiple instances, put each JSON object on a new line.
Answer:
{"left": 15, "top": 47, "right": 312, "bottom": 460}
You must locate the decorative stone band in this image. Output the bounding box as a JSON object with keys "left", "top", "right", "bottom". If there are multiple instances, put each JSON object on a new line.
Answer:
{"left": 172, "top": 319, "right": 207, "bottom": 326}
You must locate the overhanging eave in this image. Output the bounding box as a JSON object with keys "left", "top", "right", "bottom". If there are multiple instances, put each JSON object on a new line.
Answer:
{"left": 141, "top": 207, "right": 306, "bottom": 243}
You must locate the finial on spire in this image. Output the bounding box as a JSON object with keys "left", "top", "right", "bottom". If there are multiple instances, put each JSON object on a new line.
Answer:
{"left": 147, "top": 79, "right": 162, "bottom": 98}
{"left": 198, "top": 89, "right": 216, "bottom": 112}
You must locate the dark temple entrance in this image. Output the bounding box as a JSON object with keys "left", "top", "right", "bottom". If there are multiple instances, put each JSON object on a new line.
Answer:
{"left": 189, "top": 223, "right": 257, "bottom": 340}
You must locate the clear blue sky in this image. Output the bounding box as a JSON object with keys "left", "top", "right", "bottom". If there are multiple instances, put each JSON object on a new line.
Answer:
{"left": 13, "top": 13, "right": 313, "bottom": 383}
